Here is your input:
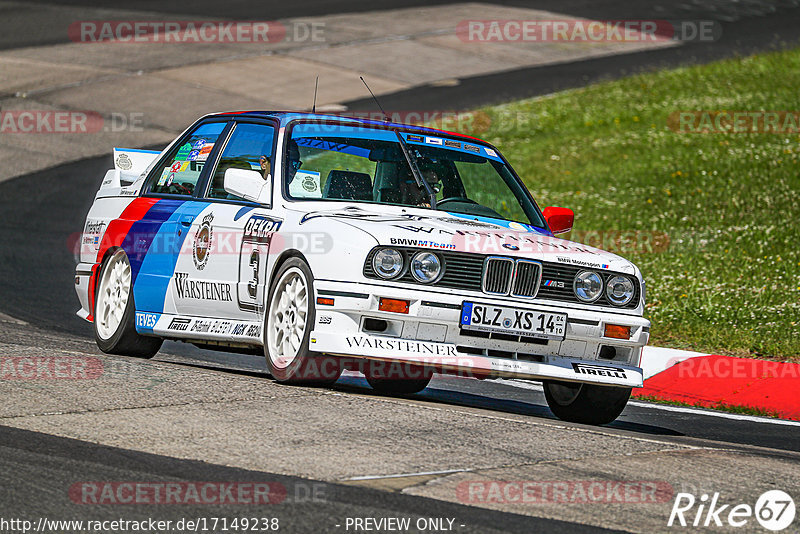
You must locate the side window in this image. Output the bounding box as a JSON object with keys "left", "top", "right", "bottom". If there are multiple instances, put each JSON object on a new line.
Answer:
{"left": 208, "top": 123, "right": 275, "bottom": 201}
{"left": 149, "top": 122, "right": 226, "bottom": 196}
{"left": 289, "top": 141, "right": 376, "bottom": 200}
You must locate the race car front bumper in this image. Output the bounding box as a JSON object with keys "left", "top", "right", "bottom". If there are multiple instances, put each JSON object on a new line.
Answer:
{"left": 310, "top": 280, "right": 649, "bottom": 388}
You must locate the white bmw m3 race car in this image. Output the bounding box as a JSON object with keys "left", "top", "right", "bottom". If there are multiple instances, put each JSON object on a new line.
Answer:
{"left": 75, "top": 112, "right": 649, "bottom": 425}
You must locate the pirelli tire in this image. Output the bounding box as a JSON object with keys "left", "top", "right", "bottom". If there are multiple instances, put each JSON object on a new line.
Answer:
{"left": 93, "top": 249, "right": 162, "bottom": 358}
{"left": 264, "top": 257, "right": 342, "bottom": 386}
{"left": 543, "top": 381, "right": 631, "bottom": 425}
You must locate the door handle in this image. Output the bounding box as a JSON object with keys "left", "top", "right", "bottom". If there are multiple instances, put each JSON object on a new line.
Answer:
{"left": 180, "top": 216, "right": 194, "bottom": 227}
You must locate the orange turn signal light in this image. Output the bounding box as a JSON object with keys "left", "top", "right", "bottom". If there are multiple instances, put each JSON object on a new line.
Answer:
{"left": 604, "top": 324, "right": 631, "bottom": 340}
{"left": 379, "top": 297, "right": 410, "bottom": 314}
{"left": 316, "top": 297, "right": 335, "bottom": 306}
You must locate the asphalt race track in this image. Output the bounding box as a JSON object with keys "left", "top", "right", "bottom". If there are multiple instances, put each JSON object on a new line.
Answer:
{"left": 2, "top": 1, "right": 800, "bottom": 532}
{"left": 1, "top": 426, "right": 593, "bottom": 534}
{"left": 2, "top": 140, "right": 800, "bottom": 533}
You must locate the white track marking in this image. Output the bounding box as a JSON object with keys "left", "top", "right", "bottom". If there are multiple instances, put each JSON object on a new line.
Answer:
{"left": 496, "top": 378, "right": 800, "bottom": 427}
{"left": 626, "top": 401, "right": 800, "bottom": 427}
{"left": 0, "top": 312, "right": 28, "bottom": 325}
{"left": 346, "top": 468, "right": 472, "bottom": 481}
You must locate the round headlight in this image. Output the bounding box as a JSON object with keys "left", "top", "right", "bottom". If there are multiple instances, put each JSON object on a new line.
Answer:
{"left": 410, "top": 251, "right": 442, "bottom": 283}
{"left": 373, "top": 249, "right": 403, "bottom": 279}
{"left": 606, "top": 275, "right": 635, "bottom": 306}
{"left": 574, "top": 270, "right": 603, "bottom": 302}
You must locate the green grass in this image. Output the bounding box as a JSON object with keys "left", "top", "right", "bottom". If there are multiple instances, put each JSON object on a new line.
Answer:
{"left": 634, "top": 395, "right": 783, "bottom": 419}
{"left": 456, "top": 47, "right": 800, "bottom": 361}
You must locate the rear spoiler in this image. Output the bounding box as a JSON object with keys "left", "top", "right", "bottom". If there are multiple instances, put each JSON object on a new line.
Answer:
{"left": 97, "top": 148, "right": 160, "bottom": 196}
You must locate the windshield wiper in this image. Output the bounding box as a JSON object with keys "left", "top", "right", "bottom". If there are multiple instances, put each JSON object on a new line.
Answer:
{"left": 394, "top": 130, "right": 437, "bottom": 209}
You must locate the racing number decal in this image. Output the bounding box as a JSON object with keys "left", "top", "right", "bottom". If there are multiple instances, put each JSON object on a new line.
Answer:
{"left": 237, "top": 215, "right": 282, "bottom": 312}
{"left": 247, "top": 249, "right": 260, "bottom": 299}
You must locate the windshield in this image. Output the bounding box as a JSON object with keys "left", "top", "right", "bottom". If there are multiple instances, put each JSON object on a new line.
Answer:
{"left": 284, "top": 122, "right": 545, "bottom": 228}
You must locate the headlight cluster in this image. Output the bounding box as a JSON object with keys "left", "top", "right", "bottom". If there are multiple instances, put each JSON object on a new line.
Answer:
{"left": 372, "top": 248, "right": 443, "bottom": 283}
{"left": 574, "top": 270, "right": 603, "bottom": 302}
{"left": 606, "top": 275, "right": 635, "bottom": 306}
{"left": 573, "top": 270, "right": 637, "bottom": 306}
{"left": 410, "top": 251, "right": 442, "bottom": 283}
{"left": 372, "top": 249, "right": 403, "bottom": 279}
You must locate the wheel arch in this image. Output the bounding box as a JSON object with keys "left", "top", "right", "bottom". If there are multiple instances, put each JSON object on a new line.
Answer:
{"left": 268, "top": 249, "right": 313, "bottom": 290}
{"left": 90, "top": 245, "right": 125, "bottom": 319}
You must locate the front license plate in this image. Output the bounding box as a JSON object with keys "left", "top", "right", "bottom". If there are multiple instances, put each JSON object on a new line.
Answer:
{"left": 460, "top": 302, "right": 566, "bottom": 340}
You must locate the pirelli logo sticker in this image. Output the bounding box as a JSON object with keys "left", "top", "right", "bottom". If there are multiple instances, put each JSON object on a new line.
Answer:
{"left": 572, "top": 362, "right": 626, "bottom": 379}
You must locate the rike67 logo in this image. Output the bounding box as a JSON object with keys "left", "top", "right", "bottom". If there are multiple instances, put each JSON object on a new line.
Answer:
{"left": 669, "top": 490, "right": 795, "bottom": 531}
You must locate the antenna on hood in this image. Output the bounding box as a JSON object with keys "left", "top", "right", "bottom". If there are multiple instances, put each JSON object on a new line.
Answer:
{"left": 359, "top": 77, "right": 435, "bottom": 208}
{"left": 312, "top": 76, "right": 319, "bottom": 113}
{"left": 360, "top": 76, "right": 390, "bottom": 122}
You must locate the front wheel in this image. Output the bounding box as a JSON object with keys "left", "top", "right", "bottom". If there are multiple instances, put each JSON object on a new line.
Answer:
{"left": 543, "top": 381, "right": 631, "bottom": 425}
{"left": 264, "top": 258, "right": 341, "bottom": 386}
{"left": 94, "top": 249, "right": 162, "bottom": 358}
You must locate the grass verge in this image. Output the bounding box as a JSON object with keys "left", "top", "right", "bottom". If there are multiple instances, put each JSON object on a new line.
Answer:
{"left": 461, "top": 47, "right": 800, "bottom": 361}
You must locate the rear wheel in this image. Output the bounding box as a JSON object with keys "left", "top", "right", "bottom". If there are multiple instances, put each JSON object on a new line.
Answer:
{"left": 365, "top": 364, "right": 433, "bottom": 395}
{"left": 543, "top": 381, "right": 631, "bottom": 425}
{"left": 94, "top": 249, "right": 162, "bottom": 358}
{"left": 264, "top": 258, "right": 341, "bottom": 386}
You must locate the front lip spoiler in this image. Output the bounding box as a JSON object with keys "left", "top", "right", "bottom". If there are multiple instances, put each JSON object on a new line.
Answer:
{"left": 309, "top": 330, "right": 644, "bottom": 388}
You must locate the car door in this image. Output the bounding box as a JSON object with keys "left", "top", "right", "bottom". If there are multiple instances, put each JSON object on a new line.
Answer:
{"left": 171, "top": 121, "right": 280, "bottom": 332}
{"left": 132, "top": 120, "right": 228, "bottom": 325}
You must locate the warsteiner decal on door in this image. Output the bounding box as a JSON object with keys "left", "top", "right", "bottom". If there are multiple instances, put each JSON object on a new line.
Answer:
{"left": 174, "top": 273, "right": 233, "bottom": 301}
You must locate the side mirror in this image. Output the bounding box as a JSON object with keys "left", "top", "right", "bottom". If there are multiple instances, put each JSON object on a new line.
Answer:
{"left": 543, "top": 206, "right": 574, "bottom": 235}
{"left": 224, "top": 168, "right": 269, "bottom": 203}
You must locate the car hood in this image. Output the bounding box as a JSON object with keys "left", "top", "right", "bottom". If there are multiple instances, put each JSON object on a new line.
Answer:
{"left": 293, "top": 205, "right": 637, "bottom": 276}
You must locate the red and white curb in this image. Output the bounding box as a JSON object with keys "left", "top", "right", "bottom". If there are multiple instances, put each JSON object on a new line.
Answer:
{"left": 342, "top": 347, "right": 800, "bottom": 423}
{"left": 490, "top": 346, "right": 800, "bottom": 425}
{"left": 639, "top": 346, "right": 706, "bottom": 379}
{"left": 633, "top": 347, "right": 800, "bottom": 421}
